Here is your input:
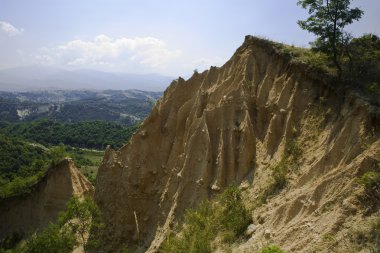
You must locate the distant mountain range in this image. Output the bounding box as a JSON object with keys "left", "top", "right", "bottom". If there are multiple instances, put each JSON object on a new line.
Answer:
{"left": 0, "top": 89, "right": 162, "bottom": 125}
{"left": 0, "top": 66, "right": 174, "bottom": 92}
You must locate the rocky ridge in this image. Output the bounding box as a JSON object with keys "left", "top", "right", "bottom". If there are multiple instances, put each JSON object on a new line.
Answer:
{"left": 95, "top": 36, "right": 380, "bottom": 252}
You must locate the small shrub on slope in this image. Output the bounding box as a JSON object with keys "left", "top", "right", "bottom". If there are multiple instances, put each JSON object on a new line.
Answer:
{"left": 162, "top": 200, "right": 215, "bottom": 253}
{"left": 255, "top": 139, "right": 303, "bottom": 207}
{"left": 21, "top": 197, "right": 103, "bottom": 253}
{"left": 260, "top": 245, "right": 287, "bottom": 253}
{"left": 161, "top": 186, "right": 251, "bottom": 253}
{"left": 358, "top": 162, "right": 380, "bottom": 211}
{"left": 216, "top": 186, "right": 252, "bottom": 238}
{"left": 353, "top": 218, "right": 380, "bottom": 252}
{"left": 25, "top": 223, "right": 76, "bottom": 253}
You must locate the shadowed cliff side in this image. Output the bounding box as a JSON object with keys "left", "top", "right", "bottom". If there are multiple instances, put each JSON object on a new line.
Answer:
{"left": 0, "top": 158, "right": 94, "bottom": 239}
{"left": 95, "top": 36, "right": 380, "bottom": 252}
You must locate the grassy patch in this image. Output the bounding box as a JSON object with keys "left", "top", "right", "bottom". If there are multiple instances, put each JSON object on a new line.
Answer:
{"left": 322, "top": 233, "right": 336, "bottom": 244}
{"left": 253, "top": 37, "right": 332, "bottom": 75}
{"left": 358, "top": 162, "right": 380, "bottom": 212}
{"left": 278, "top": 45, "right": 331, "bottom": 72}
{"left": 255, "top": 140, "right": 302, "bottom": 207}
{"left": 160, "top": 186, "right": 251, "bottom": 253}
{"left": 369, "top": 219, "right": 380, "bottom": 250}
{"left": 260, "top": 245, "right": 287, "bottom": 253}
{"left": 352, "top": 218, "right": 380, "bottom": 252}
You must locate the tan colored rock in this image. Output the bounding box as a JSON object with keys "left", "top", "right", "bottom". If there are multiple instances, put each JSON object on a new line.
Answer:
{"left": 95, "top": 36, "right": 380, "bottom": 253}
{"left": 0, "top": 158, "right": 94, "bottom": 239}
{"left": 245, "top": 224, "right": 257, "bottom": 237}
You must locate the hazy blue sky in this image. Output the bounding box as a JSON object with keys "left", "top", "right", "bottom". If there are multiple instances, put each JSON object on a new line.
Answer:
{"left": 0, "top": 0, "right": 379, "bottom": 77}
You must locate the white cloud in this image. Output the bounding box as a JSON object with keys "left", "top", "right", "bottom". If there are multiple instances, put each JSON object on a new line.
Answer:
{"left": 0, "top": 21, "right": 24, "bottom": 36}
{"left": 34, "top": 35, "right": 181, "bottom": 72}
{"left": 185, "top": 57, "right": 226, "bottom": 72}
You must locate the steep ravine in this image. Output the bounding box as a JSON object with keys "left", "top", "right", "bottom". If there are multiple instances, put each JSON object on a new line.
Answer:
{"left": 0, "top": 158, "right": 94, "bottom": 239}
{"left": 95, "top": 36, "right": 380, "bottom": 252}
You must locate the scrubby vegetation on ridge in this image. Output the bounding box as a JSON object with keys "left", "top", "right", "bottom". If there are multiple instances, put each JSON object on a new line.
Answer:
{"left": 250, "top": 33, "right": 380, "bottom": 105}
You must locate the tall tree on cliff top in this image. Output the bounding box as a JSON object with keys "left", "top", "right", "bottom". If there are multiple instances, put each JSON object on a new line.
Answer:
{"left": 297, "top": 0, "right": 363, "bottom": 78}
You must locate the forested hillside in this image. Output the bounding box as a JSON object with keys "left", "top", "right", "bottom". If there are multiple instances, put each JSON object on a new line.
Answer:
{"left": 0, "top": 120, "right": 138, "bottom": 150}
{"left": 0, "top": 118, "right": 140, "bottom": 197}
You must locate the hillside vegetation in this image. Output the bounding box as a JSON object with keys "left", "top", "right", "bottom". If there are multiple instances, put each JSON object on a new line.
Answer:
{"left": 0, "top": 135, "right": 49, "bottom": 199}
{"left": 0, "top": 135, "right": 60, "bottom": 201}
{"left": 0, "top": 119, "right": 138, "bottom": 200}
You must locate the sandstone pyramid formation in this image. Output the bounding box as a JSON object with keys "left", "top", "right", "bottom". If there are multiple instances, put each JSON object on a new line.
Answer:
{"left": 0, "top": 158, "right": 94, "bottom": 239}
{"left": 95, "top": 36, "right": 380, "bottom": 252}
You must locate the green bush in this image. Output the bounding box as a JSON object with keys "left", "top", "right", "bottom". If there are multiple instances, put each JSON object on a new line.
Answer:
{"left": 216, "top": 187, "right": 252, "bottom": 239}
{"left": 279, "top": 45, "right": 330, "bottom": 72}
{"left": 271, "top": 159, "right": 288, "bottom": 192}
{"left": 344, "top": 35, "right": 380, "bottom": 82}
{"left": 49, "top": 145, "right": 68, "bottom": 166}
{"left": 353, "top": 218, "right": 380, "bottom": 252}
{"left": 368, "top": 82, "right": 380, "bottom": 95}
{"left": 161, "top": 186, "right": 251, "bottom": 252}
{"left": 21, "top": 197, "right": 104, "bottom": 253}
{"left": 58, "top": 197, "right": 104, "bottom": 253}
{"left": 358, "top": 163, "right": 380, "bottom": 208}
{"left": 255, "top": 158, "right": 289, "bottom": 207}
{"left": 359, "top": 171, "right": 380, "bottom": 190}
{"left": 161, "top": 200, "right": 215, "bottom": 253}
{"left": 284, "top": 140, "right": 302, "bottom": 161}
{"left": 25, "top": 223, "right": 76, "bottom": 253}
{"left": 260, "top": 245, "right": 287, "bottom": 253}
{"left": 370, "top": 219, "right": 380, "bottom": 243}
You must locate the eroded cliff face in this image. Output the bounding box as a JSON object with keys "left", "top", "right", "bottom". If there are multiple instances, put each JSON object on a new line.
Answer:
{"left": 95, "top": 36, "right": 380, "bottom": 252}
{"left": 0, "top": 158, "right": 94, "bottom": 239}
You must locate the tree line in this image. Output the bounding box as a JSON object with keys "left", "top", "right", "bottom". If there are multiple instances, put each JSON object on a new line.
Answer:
{"left": 0, "top": 119, "right": 138, "bottom": 150}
